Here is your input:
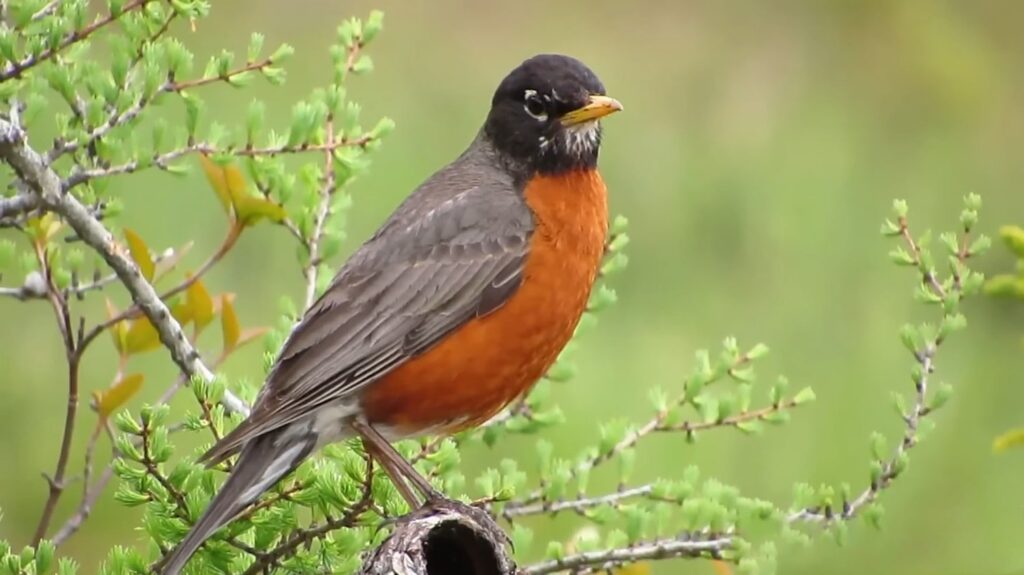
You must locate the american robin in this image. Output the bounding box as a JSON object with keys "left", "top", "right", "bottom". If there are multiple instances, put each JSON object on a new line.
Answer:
{"left": 161, "top": 53, "right": 622, "bottom": 574}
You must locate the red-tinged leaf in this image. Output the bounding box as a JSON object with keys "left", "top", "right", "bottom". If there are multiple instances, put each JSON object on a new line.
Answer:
{"left": 92, "top": 373, "right": 145, "bottom": 419}
{"left": 123, "top": 318, "right": 162, "bottom": 355}
{"left": 186, "top": 277, "right": 215, "bottom": 331}
{"left": 153, "top": 241, "right": 195, "bottom": 280}
{"left": 105, "top": 298, "right": 127, "bottom": 355}
{"left": 199, "top": 155, "right": 247, "bottom": 217}
{"left": 710, "top": 561, "right": 733, "bottom": 575}
{"left": 234, "top": 194, "right": 287, "bottom": 226}
{"left": 221, "top": 293, "right": 240, "bottom": 351}
{"left": 123, "top": 228, "right": 155, "bottom": 281}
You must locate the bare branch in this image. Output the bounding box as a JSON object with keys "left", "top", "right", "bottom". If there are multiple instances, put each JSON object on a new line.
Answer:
{"left": 304, "top": 118, "right": 337, "bottom": 309}
{"left": 521, "top": 536, "right": 733, "bottom": 574}
{"left": 0, "top": 192, "right": 39, "bottom": 221}
{"left": 503, "top": 484, "right": 659, "bottom": 519}
{"left": 30, "top": 241, "right": 80, "bottom": 544}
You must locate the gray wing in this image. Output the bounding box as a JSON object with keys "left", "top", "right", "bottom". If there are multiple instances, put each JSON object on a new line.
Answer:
{"left": 201, "top": 179, "right": 533, "bottom": 464}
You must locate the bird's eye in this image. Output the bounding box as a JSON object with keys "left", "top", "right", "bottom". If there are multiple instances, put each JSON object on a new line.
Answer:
{"left": 523, "top": 91, "right": 547, "bottom": 121}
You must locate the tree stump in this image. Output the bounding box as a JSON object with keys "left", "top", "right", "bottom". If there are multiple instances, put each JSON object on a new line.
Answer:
{"left": 360, "top": 499, "right": 516, "bottom": 575}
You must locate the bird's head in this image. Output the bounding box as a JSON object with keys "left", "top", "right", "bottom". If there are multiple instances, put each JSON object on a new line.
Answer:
{"left": 484, "top": 54, "right": 622, "bottom": 175}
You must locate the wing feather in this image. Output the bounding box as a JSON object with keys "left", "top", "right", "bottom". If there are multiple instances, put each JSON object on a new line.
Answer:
{"left": 201, "top": 180, "right": 533, "bottom": 464}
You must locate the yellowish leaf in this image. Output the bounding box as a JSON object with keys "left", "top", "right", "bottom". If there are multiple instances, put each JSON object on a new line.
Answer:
{"left": 999, "top": 225, "right": 1024, "bottom": 258}
{"left": 26, "top": 213, "right": 63, "bottom": 245}
{"left": 171, "top": 301, "right": 192, "bottom": 325}
{"left": 234, "top": 194, "right": 287, "bottom": 226}
{"left": 123, "top": 318, "right": 162, "bottom": 355}
{"left": 92, "top": 373, "right": 144, "bottom": 419}
{"left": 221, "top": 293, "right": 240, "bottom": 351}
{"left": 993, "top": 428, "right": 1024, "bottom": 453}
{"left": 123, "top": 228, "right": 155, "bottom": 281}
{"left": 186, "top": 277, "right": 215, "bottom": 331}
{"left": 105, "top": 298, "right": 127, "bottom": 355}
{"left": 199, "top": 155, "right": 247, "bottom": 217}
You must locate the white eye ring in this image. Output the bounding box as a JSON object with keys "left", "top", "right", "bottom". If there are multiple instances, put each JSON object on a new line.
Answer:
{"left": 523, "top": 89, "right": 547, "bottom": 121}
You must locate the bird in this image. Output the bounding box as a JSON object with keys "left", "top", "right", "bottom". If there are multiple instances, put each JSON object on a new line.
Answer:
{"left": 159, "top": 53, "right": 622, "bottom": 574}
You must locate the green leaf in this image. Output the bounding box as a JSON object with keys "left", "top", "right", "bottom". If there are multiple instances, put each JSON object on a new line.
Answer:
{"left": 34, "top": 540, "right": 54, "bottom": 574}
{"left": 362, "top": 10, "right": 384, "bottom": 42}
{"left": 968, "top": 234, "right": 991, "bottom": 256}
{"left": 999, "top": 225, "right": 1024, "bottom": 257}
{"left": 792, "top": 387, "right": 815, "bottom": 405}
{"left": 869, "top": 432, "right": 887, "bottom": 461}
{"left": 746, "top": 343, "right": 769, "bottom": 360}
{"left": 888, "top": 246, "right": 915, "bottom": 266}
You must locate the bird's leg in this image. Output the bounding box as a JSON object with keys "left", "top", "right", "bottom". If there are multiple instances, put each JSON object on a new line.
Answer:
{"left": 361, "top": 437, "right": 421, "bottom": 509}
{"left": 351, "top": 419, "right": 444, "bottom": 506}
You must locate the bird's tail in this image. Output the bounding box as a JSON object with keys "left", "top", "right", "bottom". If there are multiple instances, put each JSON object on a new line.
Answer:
{"left": 158, "top": 429, "right": 316, "bottom": 575}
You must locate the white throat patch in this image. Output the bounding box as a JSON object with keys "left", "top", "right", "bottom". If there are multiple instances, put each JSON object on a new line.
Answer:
{"left": 538, "top": 120, "right": 602, "bottom": 161}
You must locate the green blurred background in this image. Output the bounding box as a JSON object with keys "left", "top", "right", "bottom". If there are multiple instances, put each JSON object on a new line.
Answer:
{"left": 2, "top": 0, "right": 1024, "bottom": 573}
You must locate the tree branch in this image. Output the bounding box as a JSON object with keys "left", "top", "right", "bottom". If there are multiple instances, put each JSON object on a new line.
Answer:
{"left": 0, "top": 0, "right": 152, "bottom": 82}
{"left": 0, "top": 116, "right": 250, "bottom": 417}
{"left": 788, "top": 215, "right": 964, "bottom": 526}
{"left": 30, "top": 249, "right": 80, "bottom": 544}
{"left": 0, "top": 192, "right": 39, "bottom": 221}
{"left": 521, "top": 536, "right": 732, "bottom": 574}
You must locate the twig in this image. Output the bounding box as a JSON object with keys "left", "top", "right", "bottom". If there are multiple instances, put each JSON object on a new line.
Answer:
{"left": 788, "top": 215, "right": 965, "bottom": 525}
{"left": 0, "top": 0, "right": 151, "bottom": 82}
{"left": 655, "top": 398, "right": 802, "bottom": 435}
{"left": 240, "top": 462, "right": 375, "bottom": 575}
{"left": 63, "top": 134, "right": 377, "bottom": 189}
{"left": 521, "top": 536, "right": 733, "bottom": 574}
{"left": 51, "top": 41, "right": 332, "bottom": 167}
{"left": 0, "top": 192, "right": 39, "bottom": 221}
{"left": 54, "top": 351, "right": 229, "bottom": 546}
{"left": 788, "top": 343, "right": 936, "bottom": 525}
{"left": 30, "top": 241, "right": 81, "bottom": 544}
{"left": 898, "top": 216, "right": 946, "bottom": 299}
{"left": 168, "top": 58, "right": 274, "bottom": 91}
{"left": 29, "top": 0, "right": 59, "bottom": 22}
{"left": 304, "top": 117, "right": 338, "bottom": 309}
{"left": 51, "top": 466, "right": 114, "bottom": 545}
{"left": 503, "top": 484, "right": 660, "bottom": 519}
{"left": 514, "top": 354, "right": 753, "bottom": 509}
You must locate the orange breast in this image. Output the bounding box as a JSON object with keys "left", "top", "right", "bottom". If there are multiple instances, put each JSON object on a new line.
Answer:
{"left": 359, "top": 170, "right": 609, "bottom": 436}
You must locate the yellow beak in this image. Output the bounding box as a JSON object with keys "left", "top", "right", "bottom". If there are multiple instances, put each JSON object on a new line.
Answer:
{"left": 561, "top": 95, "right": 624, "bottom": 126}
